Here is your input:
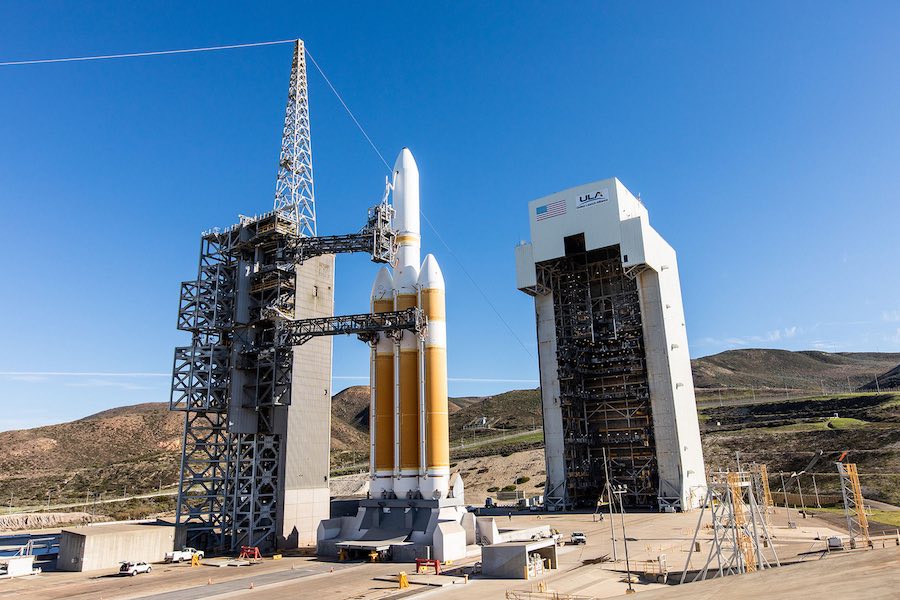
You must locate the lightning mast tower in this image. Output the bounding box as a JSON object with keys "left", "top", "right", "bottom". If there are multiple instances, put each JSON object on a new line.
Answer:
{"left": 273, "top": 39, "right": 316, "bottom": 235}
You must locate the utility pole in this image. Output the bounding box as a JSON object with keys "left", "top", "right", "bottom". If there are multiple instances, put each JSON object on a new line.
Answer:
{"left": 874, "top": 374, "right": 881, "bottom": 393}
{"left": 602, "top": 447, "right": 617, "bottom": 562}
{"left": 614, "top": 485, "right": 634, "bottom": 594}
{"left": 796, "top": 476, "right": 806, "bottom": 513}
{"left": 812, "top": 474, "right": 821, "bottom": 508}
{"left": 779, "top": 472, "right": 794, "bottom": 526}
{"left": 847, "top": 376, "right": 852, "bottom": 393}
{"left": 46, "top": 490, "right": 51, "bottom": 510}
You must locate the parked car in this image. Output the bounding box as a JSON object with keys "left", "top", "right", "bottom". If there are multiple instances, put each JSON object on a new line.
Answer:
{"left": 164, "top": 547, "right": 205, "bottom": 563}
{"left": 570, "top": 532, "right": 587, "bottom": 545}
{"left": 119, "top": 561, "right": 151, "bottom": 576}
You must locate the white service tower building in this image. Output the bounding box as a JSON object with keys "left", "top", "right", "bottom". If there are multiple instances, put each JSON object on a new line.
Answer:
{"left": 515, "top": 178, "right": 706, "bottom": 510}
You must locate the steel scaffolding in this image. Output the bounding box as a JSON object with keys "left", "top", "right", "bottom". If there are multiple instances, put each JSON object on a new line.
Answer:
{"left": 536, "top": 242, "right": 656, "bottom": 507}
{"left": 169, "top": 39, "right": 407, "bottom": 552}
{"left": 680, "top": 471, "right": 778, "bottom": 583}
{"left": 836, "top": 462, "right": 870, "bottom": 548}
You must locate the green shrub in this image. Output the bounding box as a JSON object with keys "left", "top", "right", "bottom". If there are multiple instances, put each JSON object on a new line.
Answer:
{"left": 477, "top": 468, "right": 489, "bottom": 474}
{"left": 487, "top": 486, "right": 499, "bottom": 493}
{"left": 501, "top": 484, "right": 517, "bottom": 492}
{"left": 515, "top": 476, "right": 530, "bottom": 485}
{"left": 535, "top": 481, "right": 545, "bottom": 488}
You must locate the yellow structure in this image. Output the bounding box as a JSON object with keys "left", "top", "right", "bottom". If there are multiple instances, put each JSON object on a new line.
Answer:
{"left": 837, "top": 462, "right": 870, "bottom": 548}
{"left": 727, "top": 472, "right": 757, "bottom": 572}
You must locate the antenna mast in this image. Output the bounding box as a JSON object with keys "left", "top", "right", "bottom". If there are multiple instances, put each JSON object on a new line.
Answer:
{"left": 273, "top": 39, "right": 316, "bottom": 236}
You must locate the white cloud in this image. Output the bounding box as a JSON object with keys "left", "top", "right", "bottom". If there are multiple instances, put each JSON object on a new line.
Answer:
{"left": 696, "top": 326, "right": 802, "bottom": 349}
{"left": 882, "top": 310, "right": 900, "bottom": 323}
{"left": 0, "top": 371, "right": 168, "bottom": 378}
{"left": 64, "top": 378, "right": 158, "bottom": 391}
{"left": 5, "top": 374, "right": 48, "bottom": 383}
{"left": 810, "top": 340, "right": 841, "bottom": 351}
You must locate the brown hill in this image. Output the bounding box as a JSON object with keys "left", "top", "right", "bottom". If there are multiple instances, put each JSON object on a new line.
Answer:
{"left": 691, "top": 349, "right": 900, "bottom": 392}
{"left": 3, "top": 349, "right": 897, "bottom": 509}
{"left": 860, "top": 363, "right": 900, "bottom": 391}
{"left": 0, "top": 402, "right": 184, "bottom": 508}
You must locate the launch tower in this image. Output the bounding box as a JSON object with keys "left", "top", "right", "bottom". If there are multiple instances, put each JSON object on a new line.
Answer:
{"left": 169, "top": 40, "right": 413, "bottom": 552}
{"left": 515, "top": 179, "right": 707, "bottom": 511}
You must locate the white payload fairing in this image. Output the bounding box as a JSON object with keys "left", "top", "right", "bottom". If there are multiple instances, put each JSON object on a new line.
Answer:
{"left": 369, "top": 148, "right": 451, "bottom": 500}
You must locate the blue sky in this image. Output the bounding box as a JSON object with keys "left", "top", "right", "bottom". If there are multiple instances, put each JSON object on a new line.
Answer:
{"left": 1, "top": 2, "right": 899, "bottom": 430}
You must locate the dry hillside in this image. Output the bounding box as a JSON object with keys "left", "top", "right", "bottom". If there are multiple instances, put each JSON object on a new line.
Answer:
{"left": 2, "top": 349, "right": 898, "bottom": 510}
{"left": 692, "top": 349, "right": 900, "bottom": 391}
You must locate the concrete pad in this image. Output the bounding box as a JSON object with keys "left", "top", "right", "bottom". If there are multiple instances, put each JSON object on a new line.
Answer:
{"left": 373, "top": 572, "right": 458, "bottom": 587}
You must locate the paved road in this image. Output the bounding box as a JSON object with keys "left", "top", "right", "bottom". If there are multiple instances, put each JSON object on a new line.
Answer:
{"left": 133, "top": 562, "right": 357, "bottom": 600}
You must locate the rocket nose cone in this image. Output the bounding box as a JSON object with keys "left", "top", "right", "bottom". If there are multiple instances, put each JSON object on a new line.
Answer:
{"left": 393, "top": 147, "right": 418, "bottom": 175}
{"left": 418, "top": 254, "right": 445, "bottom": 289}
{"left": 371, "top": 266, "right": 394, "bottom": 300}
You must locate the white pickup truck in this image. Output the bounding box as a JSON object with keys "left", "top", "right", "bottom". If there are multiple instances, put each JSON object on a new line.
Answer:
{"left": 164, "top": 547, "right": 204, "bottom": 563}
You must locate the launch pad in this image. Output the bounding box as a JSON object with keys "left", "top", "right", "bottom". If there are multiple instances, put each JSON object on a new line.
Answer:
{"left": 320, "top": 492, "right": 470, "bottom": 562}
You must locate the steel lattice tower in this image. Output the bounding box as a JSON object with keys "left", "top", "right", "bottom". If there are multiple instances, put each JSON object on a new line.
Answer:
{"left": 170, "top": 39, "right": 402, "bottom": 553}
{"left": 274, "top": 39, "right": 316, "bottom": 236}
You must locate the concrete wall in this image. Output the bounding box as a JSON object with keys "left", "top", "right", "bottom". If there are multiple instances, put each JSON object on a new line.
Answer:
{"left": 58, "top": 524, "right": 182, "bottom": 572}
{"left": 278, "top": 254, "right": 335, "bottom": 548}
{"left": 534, "top": 292, "right": 566, "bottom": 507}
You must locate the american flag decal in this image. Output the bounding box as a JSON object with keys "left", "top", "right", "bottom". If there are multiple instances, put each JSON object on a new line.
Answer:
{"left": 535, "top": 199, "right": 567, "bottom": 221}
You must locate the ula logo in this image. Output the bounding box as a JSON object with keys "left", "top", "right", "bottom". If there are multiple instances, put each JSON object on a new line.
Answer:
{"left": 576, "top": 188, "right": 609, "bottom": 208}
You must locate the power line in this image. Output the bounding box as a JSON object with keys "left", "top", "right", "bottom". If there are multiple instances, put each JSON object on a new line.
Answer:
{"left": 419, "top": 210, "right": 536, "bottom": 360}
{"left": 304, "top": 48, "right": 391, "bottom": 172}
{"left": 0, "top": 38, "right": 296, "bottom": 67}
{"left": 0, "top": 37, "right": 537, "bottom": 361}
{"left": 305, "top": 49, "right": 535, "bottom": 360}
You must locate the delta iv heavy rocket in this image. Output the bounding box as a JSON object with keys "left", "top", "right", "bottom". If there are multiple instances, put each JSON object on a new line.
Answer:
{"left": 319, "top": 149, "right": 467, "bottom": 561}
{"left": 370, "top": 148, "right": 451, "bottom": 500}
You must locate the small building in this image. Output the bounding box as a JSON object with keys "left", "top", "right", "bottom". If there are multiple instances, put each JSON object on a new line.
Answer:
{"left": 482, "top": 539, "right": 558, "bottom": 579}
{"left": 57, "top": 522, "right": 185, "bottom": 572}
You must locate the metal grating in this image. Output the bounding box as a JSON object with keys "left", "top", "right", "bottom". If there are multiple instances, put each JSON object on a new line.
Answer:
{"left": 537, "top": 243, "right": 656, "bottom": 507}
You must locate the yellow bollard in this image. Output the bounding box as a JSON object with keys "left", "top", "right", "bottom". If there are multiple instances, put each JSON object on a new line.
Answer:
{"left": 398, "top": 571, "right": 410, "bottom": 589}
{"left": 273, "top": 554, "right": 282, "bottom": 560}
